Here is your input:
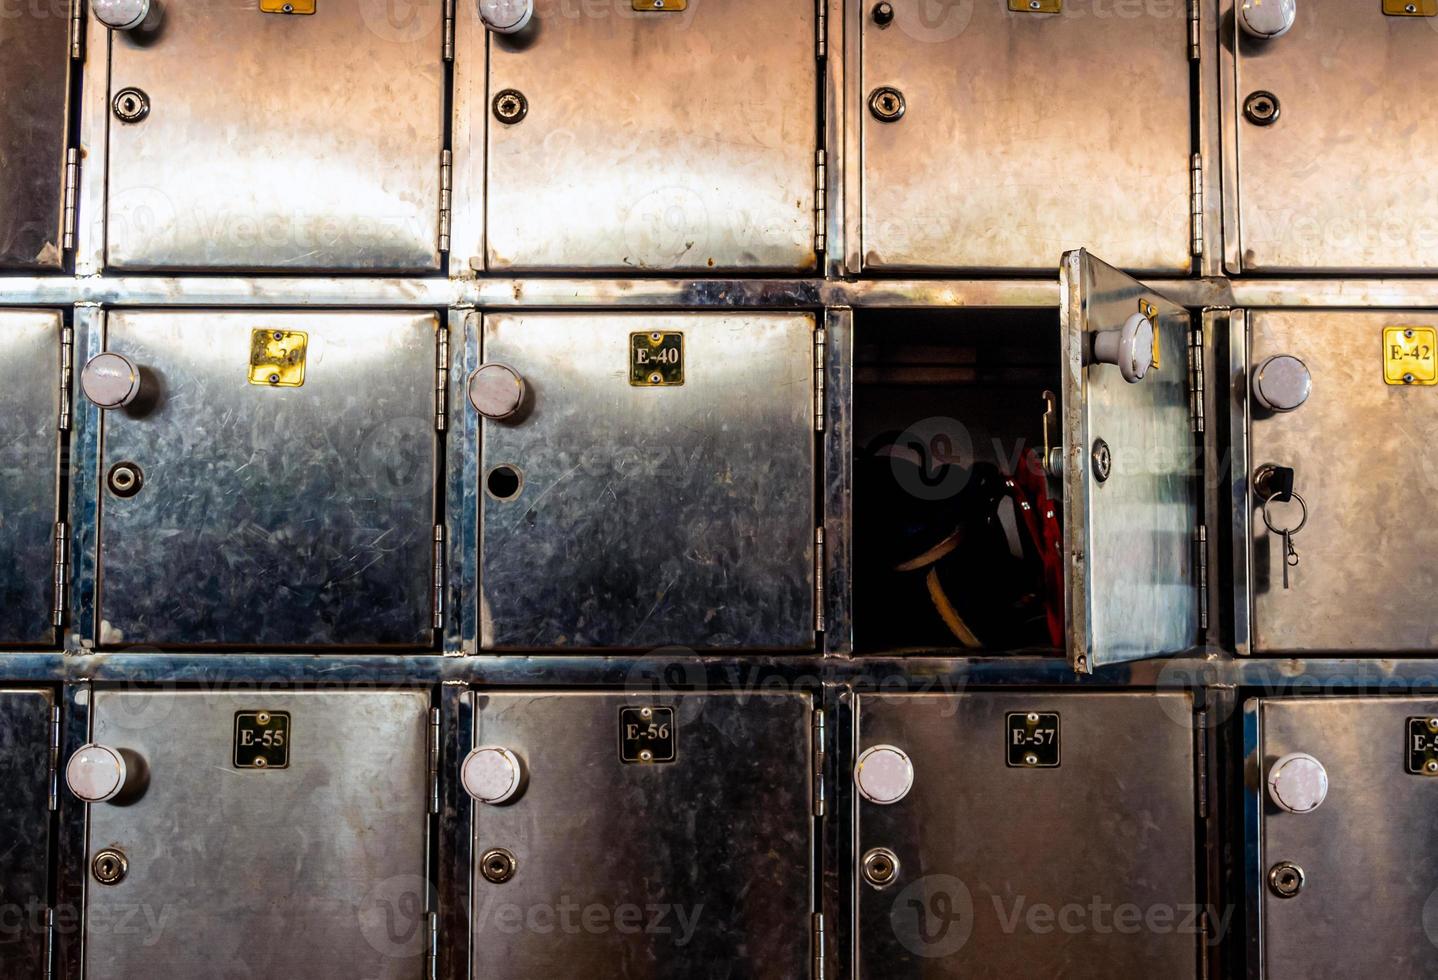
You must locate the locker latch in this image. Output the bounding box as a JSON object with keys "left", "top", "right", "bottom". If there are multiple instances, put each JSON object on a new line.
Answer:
{"left": 260, "top": 0, "right": 316, "bottom": 13}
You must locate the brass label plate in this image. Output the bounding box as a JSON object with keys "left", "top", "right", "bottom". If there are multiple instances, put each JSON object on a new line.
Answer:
{"left": 632, "top": 0, "right": 687, "bottom": 10}
{"left": 234, "top": 711, "right": 290, "bottom": 769}
{"left": 1407, "top": 717, "right": 1438, "bottom": 775}
{"left": 1009, "top": 0, "right": 1062, "bottom": 11}
{"left": 1007, "top": 712, "right": 1060, "bottom": 768}
{"left": 1384, "top": 0, "right": 1437, "bottom": 16}
{"left": 260, "top": 0, "right": 317, "bottom": 13}
{"left": 619, "top": 706, "right": 676, "bottom": 764}
{"left": 249, "top": 329, "right": 308, "bottom": 387}
{"left": 1383, "top": 326, "right": 1437, "bottom": 386}
{"left": 630, "top": 331, "right": 684, "bottom": 387}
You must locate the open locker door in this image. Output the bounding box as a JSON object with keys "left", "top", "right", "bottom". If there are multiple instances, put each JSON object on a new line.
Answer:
{"left": 1060, "top": 250, "right": 1198, "bottom": 673}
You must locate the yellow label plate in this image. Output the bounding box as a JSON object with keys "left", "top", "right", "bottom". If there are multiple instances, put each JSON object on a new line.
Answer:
{"left": 249, "top": 329, "right": 308, "bottom": 387}
{"left": 1384, "top": 0, "right": 1437, "bottom": 16}
{"left": 1384, "top": 326, "right": 1437, "bottom": 386}
{"left": 630, "top": 331, "right": 684, "bottom": 386}
{"left": 260, "top": 0, "right": 316, "bottom": 14}
{"left": 1009, "top": 0, "right": 1062, "bottom": 11}
{"left": 632, "top": 0, "right": 687, "bottom": 9}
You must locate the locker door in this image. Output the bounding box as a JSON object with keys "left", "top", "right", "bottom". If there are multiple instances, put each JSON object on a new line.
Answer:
{"left": 854, "top": 691, "right": 1200, "bottom": 977}
{"left": 860, "top": 0, "right": 1192, "bottom": 273}
{"left": 1229, "top": 1, "right": 1438, "bottom": 273}
{"left": 0, "top": 311, "right": 62, "bottom": 645}
{"left": 481, "top": 0, "right": 819, "bottom": 272}
{"left": 1245, "top": 310, "right": 1438, "bottom": 653}
{"left": 465, "top": 691, "right": 815, "bottom": 977}
{"left": 0, "top": 4, "right": 71, "bottom": 269}
{"left": 0, "top": 689, "right": 55, "bottom": 979}
{"left": 76, "top": 691, "right": 431, "bottom": 979}
{"left": 477, "top": 312, "right": 817, "bottom": 650}
{"left": 87, "top": 311, "right": 439, "bottom": 647}
{"left": 1251, "top": 697, "right": 1438, "bottom": 978}
{"left": 1061, "top": 250, "right": 1199, "bottom": 671}
{"left": 102, "top": 3, "right": 445, "bottom": 272}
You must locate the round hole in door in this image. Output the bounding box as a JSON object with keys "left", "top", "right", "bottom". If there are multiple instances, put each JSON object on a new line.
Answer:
{"left": 486, "top": 465, "right": 523, "bottom": 501}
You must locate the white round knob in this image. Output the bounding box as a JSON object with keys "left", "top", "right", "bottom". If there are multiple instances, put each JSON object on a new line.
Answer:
{"left": 81, "top": 352, "right": 141, "bottom": 410}
{"left": 468, "top": 363, "right": 526, "bottom": 420}
{"left": 92, "top": 0, "right": 151, "bottom": 30}
{"left": 854, "top": 744, "right": 914, "bottom": 805}
{"left": 1253, "top": 354, "right": 1311, "bottom": 413}
{"left": 1239, "top": 0, "right": 1296, "bottom": 39}
{"left": 478, "top": 0, "right": 533, "bottom": 33}
{"left": 1091, "top": 312, "right": 1156, "bottom": 384}
{"left": 1267, "top": 752, "right": 1328, "bottom": 814}
{"left": 66, "top": 744, "right": 128, "bottom": 804}
{"left": 462, "top": 746, "right": 525, "bottom": 804}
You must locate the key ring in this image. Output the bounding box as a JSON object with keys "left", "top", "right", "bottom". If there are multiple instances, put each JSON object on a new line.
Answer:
{"left": 1262, "top": 491, "right": 1308, "bottom": 538}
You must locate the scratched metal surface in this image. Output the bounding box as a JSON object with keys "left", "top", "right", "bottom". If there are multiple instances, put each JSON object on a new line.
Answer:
{"left": 0, "top": 688, "right": 54, "bottom": 978}
{"left": 480, "top": 312, "right": 817, "bottom": 650}
{"left": 95, "top": 311, "right": 439, "bottom": 647}
{"left": 0, "top": 311, "right": 60, "bottom": 645}
{"left": 470, "top": 691, "right": 814, "bottom": 978}
{"left": 0, "top": 5, "right": 70, "bottom": 269}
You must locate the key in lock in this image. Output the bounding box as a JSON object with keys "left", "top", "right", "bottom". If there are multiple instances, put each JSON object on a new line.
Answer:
{"left": 1256, "top": 465, "right": 1308, "bottom": 590}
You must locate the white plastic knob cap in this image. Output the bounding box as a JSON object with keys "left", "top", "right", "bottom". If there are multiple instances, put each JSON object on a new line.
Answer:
{"left": 1239, "top": 0, "right": 1296, "bottom": 39}
{"left": 462, "top": 746, "right": 525, "bottom": 804}
{"left": 66, "top": 744, "right": 128, "bottom": 804}
{"left": 478, "top": 0, "right": 534, "bottom": 33}
{"left": 468, "top": 363, "right": 526, "bottom": 420}
{"left": 1267, "top": 752, "right": 1328, "bottom": 814}
{"left": 854, "top": 744, "right": 914, "bottom": 805}
{"left": 81, "top": 352, "right": 141, "bottom": 410}
{"left": 1253, "top": 354, "right": 1312, "bottom": 413}
{"left": 92, "top": 0, "right": 151, "bottom": 30}
{"left": 1092, "top": 312, "right": 1156, "bottom": 384}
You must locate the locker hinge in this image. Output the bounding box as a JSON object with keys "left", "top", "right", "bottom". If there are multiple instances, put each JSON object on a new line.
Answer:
{"left": 51, "top": 523, "right": 68, "bottom": 629}
{"left": 48, "top": 705, "right": 61, "bottom": 812}
{"left": 424, "top": 910, "right": 439, "bottom": 980}
{"left": 59, "top": 327, "right": 74, "bottom": 432}
{"left": 814, "top": 527, "right": 826, "bottom": 634}
{"left": 1187, "top": 0, "right": 1200, "bottom": 60}
{"left": 1195, "top": 707, "right": 1209, "bottom": 819}
{"left": 1189, "top": 153, "right": 1204, "bottom": 258}
{"left": 69, "top": 0, "right": 82, "bottom": 58}
{"left": 62, "top": 149, "right": 80, "bottom": 250}
{"left": 428, "top": 707, "right": 441, "bottom": 815}
{"left": 812, "top": 708, "right": 826, "bottom": 817}
{"left": 812, "top": 912, "right": 826, "bottom": 980}
{"left": 435, "top": 327, "right": 450, "bottom": 432}
{"left": 1195, "top": 524, "right": 1209, "bottom": 632}
{"left": 816, "top": 0, "right": 826, "bottom": 58}
{"left": 1188, "top": 322, "right": 1205, "bottom": 434}
{"left": 439, "top": 149, "right": 453, "bottom": 253}
{"left": 432, "top": 525, "right": 446, "bottom": 630}
{"left": 813, "top": 326, "right": 826, "bottom": 431}
{"left": 814, "top": 150, "right": 827, "bottom": 254}
{"left": 1199, "top": 910, "right": 1213, "bottom": 976}
{"left": 442, "top": 0, "right": 455, "bottom": 61}
{"left": 44, "top": 907, "right": 55, "bottom": 980}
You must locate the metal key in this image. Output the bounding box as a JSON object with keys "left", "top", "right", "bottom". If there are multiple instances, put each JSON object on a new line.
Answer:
{"left": 1281, "top": 530, "right": 1299, "bottom": 590}
{"left": 1262, "top": 491, "right": 1309, "bottom": 592}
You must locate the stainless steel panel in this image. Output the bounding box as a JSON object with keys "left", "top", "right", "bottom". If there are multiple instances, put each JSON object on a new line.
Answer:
{"left": 480, "top": 312, "right": 816, "bottom": 649}
{"left": 860, "top": 2, "right": 1192, "bottom": 273}
{"left": 0, "top": 4, "right": 70, "bottom": 269}
{"left": 0, "top": 689, "right": 55, "bottom": 978}
{"left": 0, "top": 311, "right": 61, "bottom": 646}
{"left": 470, "top": 691, "right": 814, "bottom": 977}
{"left": 1231, "top": 4, "right": 1438, "bottom": 273}
{"left": 96, "top": 311, "right": 439, "bottom": 647}
{"left": 1255, "top": 697, "right": 1438, "bottom": 978}
{"left": 855, "top": 691, "right": 1199, "bottom": 977}
{"left": 1248, "top": 310, "right": 1438, "bottom": 653}
{"left": 105, "top": 5, "right": 445, "bottom": 272}
{"left": 1061, "top": 251, "right": 1197, "bottom": 671}
{"left": 482, "top": 0, "right": 819, "bottom": 272}
{"left": 83, "top": 690, "right": 430, "bottom": 979}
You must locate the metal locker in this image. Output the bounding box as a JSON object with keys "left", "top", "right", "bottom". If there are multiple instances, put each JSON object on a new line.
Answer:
{"left": 478, "top": 0, "right": 820, "bottom": 272}
{"left": 859, "top": 1, "right": 1193, "bottom": 273}
{"left": 99, "top": 2, "right": 446, "bottom": 272}
{"left": 0, "top": 311, "right": 63, "bottom": 646}
{"left": 0, "top": 4, "right": 72, "bottom": 269}
{"left": 464, "top": 691, "right": 815, "bottom": 977}
{"left": 1243, "top": 310, "right": 1438, "bottom": 653}
{"left": 0, "top": 689, "right": 56, "bottom": 979}
{"left": 1248, "top": 697, "right": 1438, "bottom": 977}
{"left": 852, "top": 691, "right": 1201, "bottom": 977}
{"left": 476, "top": 312, "right": 817, "bottom": 650}
{"left": 1225, "top": 1, "right": 1438, "bottom": 273}
{"left": 70, "top": 690, "right": 432, "bottom": 979}
{"left": 1060, "top": 251, "right": 1200, "bottom": 672}
{"left": 82, "top": 311, "right": 440, "bottom": 647}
